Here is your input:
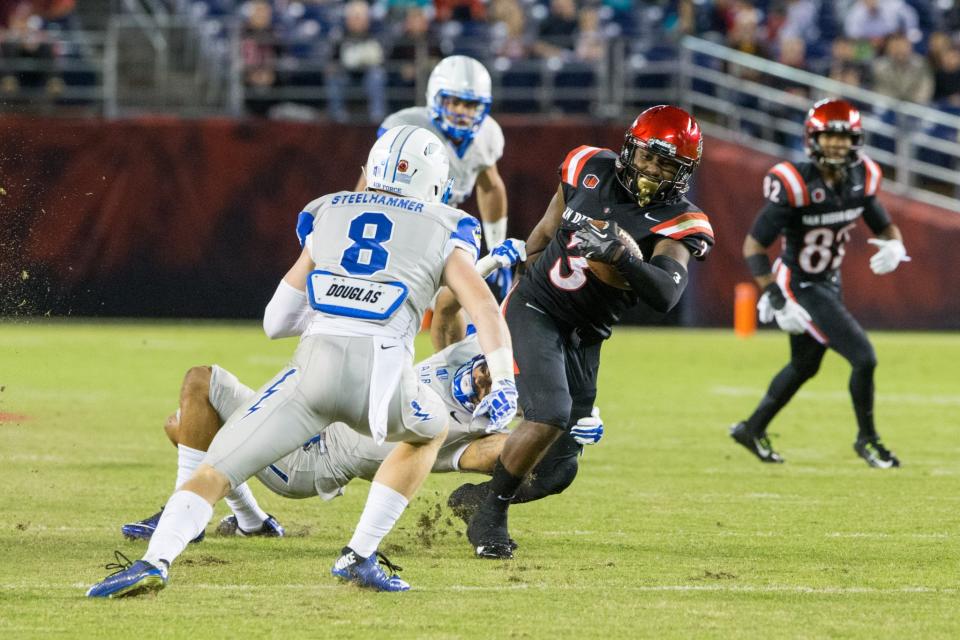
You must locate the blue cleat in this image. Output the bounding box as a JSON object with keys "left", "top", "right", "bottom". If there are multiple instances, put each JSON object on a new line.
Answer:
{"left": 121, "top": 508, "right": 205, "bottom": 543}
{"left": 331, "top": 547, "right": 410, "bottom": 592}
{"left": 86, "top": 551, "right": 167, "bottom": 598}
{"left": 215, "top": 514, "right": 285, "bottom": 537}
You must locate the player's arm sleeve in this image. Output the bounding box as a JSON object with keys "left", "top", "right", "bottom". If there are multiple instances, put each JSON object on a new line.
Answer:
{"left": 749, "top": 202, "right": 790, "bottom": 247}
{"left": 443, "top": 215, "right": 482, "bottom": 263}
{"left": 263, "top": 280, "right": 311, "bottom": 339}
{"left": 862, "top": 197, "right": 892, "bottom": 235}
{"left": 613, "top": 241, "right": 690, "bottom": 313}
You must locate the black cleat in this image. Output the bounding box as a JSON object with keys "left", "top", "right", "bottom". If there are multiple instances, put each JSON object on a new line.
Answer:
{"left": 854, "top": 437, "right": 900, "bottom": 469}
{"left": 466, "top": 505, "right": 514, "bottom": 560}
{"left": 447, "top": 482, "right": 488, "bottom": 526}
{"left": 730, "top": 422, "right": 784, "bottom": 464}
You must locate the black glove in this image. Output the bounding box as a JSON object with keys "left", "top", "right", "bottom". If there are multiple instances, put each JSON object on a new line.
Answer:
{"left": 573, "top": 221, "right": 625, "bottom": 264}
{"left": 763, "top": 282, "right": 786, "bottom": 310}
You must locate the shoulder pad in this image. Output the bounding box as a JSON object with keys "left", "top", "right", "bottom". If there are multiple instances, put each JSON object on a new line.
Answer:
{"left": 767, "top": 161, "right": 810, "bottom": 207}
{"left": 559, "top": 146, "right": 614, "bottom": 187}
{"left": 860, "top": 154, "right": 883, "bottom": 196}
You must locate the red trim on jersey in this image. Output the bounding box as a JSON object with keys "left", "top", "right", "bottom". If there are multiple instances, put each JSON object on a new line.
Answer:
{"left": 775, "top": 262, "right": 829, "bottom": 345}
{"left": 498, "top": 284, "right": 520, "bottom": 374}
{"left": 560, "top": 146, "right": 604, "bottom": 187}
{"left": 770, "top": 162, "right": 809, "bottom": 207}
{"left": 650, "top": 212, "right": 715, "bottom": 240}
{"left": 862, "top": 154, "right": 882, "bottom": 196}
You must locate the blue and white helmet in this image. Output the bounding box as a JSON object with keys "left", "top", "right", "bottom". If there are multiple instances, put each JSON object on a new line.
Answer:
{"left": 427, "top": 56, "right": 492, "bottom": 149}
{"left": 365, "top": 125, "right": 453, "bottom": 203}
{"left": 451, "top": 354, "right": 486, "bottom": 413}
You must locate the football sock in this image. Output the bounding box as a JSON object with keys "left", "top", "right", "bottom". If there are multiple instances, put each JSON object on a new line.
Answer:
{"left": 143, "top": 490, "right": 213, "bottom": 570}
{"left": 482, "top": 458, "right": 523, "bottom": 514}
{"left": 849, "top": 365, "right": 877, "bottom": 439}
{"left": 175, "top": 444, "right": 206, "bottom": 490}
{"left": 745, "top": 362, "right": 813, "bottom": 435}
{"left": 347, "top": 481, "right": 408, "bottom": 559}
{"left": 225, "top": 483, "right": 269, "bottom": 532}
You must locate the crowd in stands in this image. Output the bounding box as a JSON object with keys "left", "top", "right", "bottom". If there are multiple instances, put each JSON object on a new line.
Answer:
{"left": 0, "top": 0, "right": 99, "bottom": 109}
{"left": 5, "top": 0, "right": 960, "bottom": 120}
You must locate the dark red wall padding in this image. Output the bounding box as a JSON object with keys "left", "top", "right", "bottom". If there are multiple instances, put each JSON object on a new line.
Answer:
{"left": 0, "top": 116, "right": 955, "bottom": 328}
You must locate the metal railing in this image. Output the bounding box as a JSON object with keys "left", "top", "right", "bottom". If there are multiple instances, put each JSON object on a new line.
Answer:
{"left": 676, "top": 37, "right": 960, "bottom": 212}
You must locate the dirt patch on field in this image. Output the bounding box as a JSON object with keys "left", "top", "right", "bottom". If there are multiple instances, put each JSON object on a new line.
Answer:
{"left": 690, "top": 570, "right": 737, "bottom": 581}
{"left": 0, "top": 413, "right": 30, "bottom": 422}
{"left": 180, "top": 555, "right": 230, "bottom": 566}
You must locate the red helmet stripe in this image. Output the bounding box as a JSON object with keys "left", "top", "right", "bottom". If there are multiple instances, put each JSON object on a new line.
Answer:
{"left": 650, "top": 212, "right": 714, "bottom": 240}
{"left": 561, "top": 146, "right": 603, "bottom": 186}
{"left": 862, "top": 154, "right": 882, "bottom": 196}
{"left": 771, "top": 162, "right": 809, "bottom": 207}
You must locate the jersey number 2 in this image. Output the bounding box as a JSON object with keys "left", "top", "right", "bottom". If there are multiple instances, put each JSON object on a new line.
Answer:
{"left": 340, "top": 212, "right": 394, "bottom": 276}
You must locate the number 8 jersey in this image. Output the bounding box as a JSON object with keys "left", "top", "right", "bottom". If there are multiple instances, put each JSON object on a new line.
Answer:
{"left": 750, "top": 155, "right": 891, "bottom": 282}
{"left": 301, "top": 190, "right": 481, "bottom": 346}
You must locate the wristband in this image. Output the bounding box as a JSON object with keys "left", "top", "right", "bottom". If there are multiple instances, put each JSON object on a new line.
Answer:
{"left": 484, "top": 346, "right": 515, "bottom": 383}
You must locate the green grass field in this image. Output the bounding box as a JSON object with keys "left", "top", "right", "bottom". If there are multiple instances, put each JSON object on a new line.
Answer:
{"left": 1, "top": 321, "right": 959, "bottom": 639}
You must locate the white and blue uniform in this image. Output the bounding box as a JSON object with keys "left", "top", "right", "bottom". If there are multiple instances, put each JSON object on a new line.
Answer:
{"left": 207, "top": 335, "right": 497, "bottom": 501}
{"left": 379, "top": 108, "right": 504, "bottom": 207}
{"left": 203, "top": 190, "right": 482, "bottom": 489}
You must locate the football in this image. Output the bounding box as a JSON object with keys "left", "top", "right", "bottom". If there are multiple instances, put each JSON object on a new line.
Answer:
{"left": 584, "top": 219, "right": 643, "bottom": 290}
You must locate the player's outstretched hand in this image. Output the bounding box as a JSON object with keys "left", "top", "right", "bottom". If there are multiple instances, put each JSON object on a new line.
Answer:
{"left": 570, "top": 406, "right": 604, "bottom": 445}
{"left": 573, "top": 221, "right": 625, "bottom": 264}
{"left": 756, "top": 291, "right": 776, "bottom": 324}
{"left": 490, "top": 238, "right": 527, "bottom": 268}
{"left": 867, "top": 238, "right": 910, "bottom": 275}
{"left": 473, "top": 379, "right": 518, "bottom": 433}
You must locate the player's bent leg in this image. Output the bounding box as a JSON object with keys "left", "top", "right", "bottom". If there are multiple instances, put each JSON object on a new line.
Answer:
{"left": 467, "top": 419, "right": 565, "bottom": 560}
{"left": 333, "top": 428, "right": 448, "bottom": 592}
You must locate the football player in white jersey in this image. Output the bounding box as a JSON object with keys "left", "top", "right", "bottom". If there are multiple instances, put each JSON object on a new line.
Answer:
{"left": 87, "top": 125, "right": 517, "bottom": 597}
{"left": 355, "top": 56, "right": 512, "bottom": 303}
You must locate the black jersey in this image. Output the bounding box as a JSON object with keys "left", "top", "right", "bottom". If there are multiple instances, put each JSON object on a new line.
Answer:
{"left": 749, "top": 155, "right": 892, "bottom": 282}
{"left": 516, "top": 146, "right": 715, "bottom": 340}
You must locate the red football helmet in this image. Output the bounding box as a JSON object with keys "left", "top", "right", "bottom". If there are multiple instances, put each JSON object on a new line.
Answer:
{"left": 615, "top": 105, "right": 703, "bottom": 206}
{"left": 804, "top": 98, "right": 863, "bottom": 167}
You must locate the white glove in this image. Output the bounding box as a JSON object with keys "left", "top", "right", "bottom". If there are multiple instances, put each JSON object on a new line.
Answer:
{"left": 867, "top": 238, "right": 909, "bottom": 275}
{"left": 757, "top": 291, "right": 776, "bottom": 324}
{"left": 570, "top": 407, "right": 604, "bottom": 445}
{"left": 774, "top": 298, "right": 812, "bottom": 334}
{"left": 490, "top": 238, "right": 527, "bottom": 268}
{"left": 473, "top": 379, "right": 518, "bottom": 433}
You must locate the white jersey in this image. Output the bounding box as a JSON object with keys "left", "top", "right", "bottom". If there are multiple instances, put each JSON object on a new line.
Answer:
{"left": 208, "top": 335, "right": 493, "bottom": 501}
{"left": 301, "top": 190, "right": 481, "bottom": 350}
{"left": 379, "top": 108, "right": 504, "bottom": 207}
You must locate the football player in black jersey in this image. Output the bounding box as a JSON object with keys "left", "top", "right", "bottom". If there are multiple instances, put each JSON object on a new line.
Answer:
{"left": 464, "top": 106, "right": 715, "bottom": 559}
{"left": 731, "top": 98, "right": 909, "bottom": 469}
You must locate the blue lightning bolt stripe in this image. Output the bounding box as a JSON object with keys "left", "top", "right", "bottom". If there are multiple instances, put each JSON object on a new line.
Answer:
{"left": 242, "top": 368, "right": 297, "bottom": 419}
{"left": 410, "top": 400, "right": 431, "bottom": 423}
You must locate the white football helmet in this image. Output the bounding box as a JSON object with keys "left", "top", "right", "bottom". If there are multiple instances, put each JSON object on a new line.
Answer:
{"left": 365, "top": 125, "right": 453, "bottom": 204}
{"left": 426, "top": 55, "right": 492, "bottom": 150}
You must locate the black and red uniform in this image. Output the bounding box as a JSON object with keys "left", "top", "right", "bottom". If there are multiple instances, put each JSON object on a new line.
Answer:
{"left": 508, "top": 146, "right": 715, "bottom": 430}
{"left": 744, "top": 154, "right": 891, "bottom": 436}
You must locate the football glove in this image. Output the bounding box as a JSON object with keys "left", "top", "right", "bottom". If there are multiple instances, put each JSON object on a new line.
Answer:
{"left": 489, "top": 238, "right": 527, "bottom": 268}
{"left": 485, "top": 267, "right": 513, "bottom": 300}
{"left": 473, "top": 379, "right": 518, "bottom": 433}
{"left": 867, "top": 238, "right": 910, "bottom": 275}
{"left": 573, "top": 221, "right": 625, "bottom": 264}
{"left": 759, "top": 282, "right": 809, "bottom": 334}
{"left": 570, "top": 407, "right": 604, "bottom": 446}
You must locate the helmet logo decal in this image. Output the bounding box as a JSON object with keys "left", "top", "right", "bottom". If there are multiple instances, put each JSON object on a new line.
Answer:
{"left": 397, "top": 159, "right": 409, "bottom": 173}
{"left": 811, "top": 187, "right": 826, "bottom": 203}
{"left": 583, "top": 174, "right": 599, "bottom": 189}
